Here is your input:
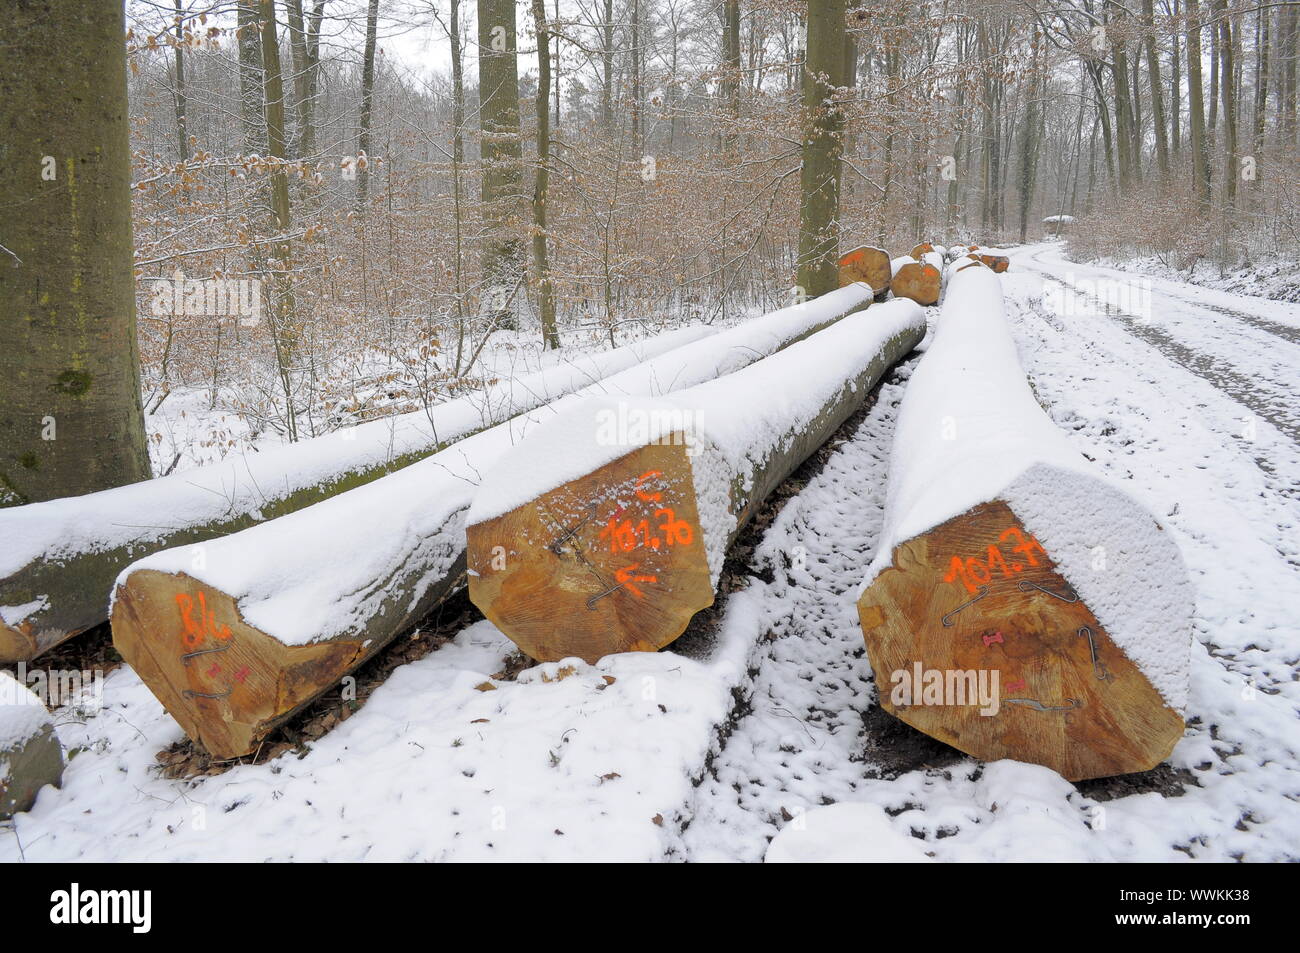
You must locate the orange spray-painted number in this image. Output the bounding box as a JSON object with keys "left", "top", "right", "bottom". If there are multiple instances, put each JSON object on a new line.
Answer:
{"left": 600, "top": 506, "right": 695, "bottom": 554}
{"left": 175, "top": 591, "right": 232, "bottom": 646}
{"left": 943, "top": 526, "right": 1047, "bottom": 594}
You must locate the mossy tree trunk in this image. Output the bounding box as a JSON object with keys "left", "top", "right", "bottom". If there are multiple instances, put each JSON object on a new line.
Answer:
{"left": 796, "top": 0, "right": 846, "bottom": 299}
{"left": 0, "top": 0, "right": 151, "bottom": 506}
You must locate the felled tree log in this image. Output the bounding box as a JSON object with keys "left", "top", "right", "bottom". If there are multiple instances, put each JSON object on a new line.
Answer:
{"left": 856, "top": 267, "right": 1191, "bottom": 781}
{"left": 1, "top": 323, "right": 713, "bottom": 663}
{"left": 838, "top": 245, "right": 891, "bottom": 298}
{"left": 467, "top": 299, "right": 926, "bottom": 664}
{"left": 891, "top": 260, "right": 942, "bottom": 306}
{"left": 909, "top": 241, "right": 935, "bottom": 258}
{"left": 112, "top": 283, "right": 879, "bottom": 760}
{"left": 0, "top": 672, "right": 63, "bottom": 818}
{"left": 973, "top": 253, "right": 1010, "bottom": 273}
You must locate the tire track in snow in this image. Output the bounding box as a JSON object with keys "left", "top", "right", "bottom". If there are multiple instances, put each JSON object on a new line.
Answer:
{"left": 681, "top": 366, "right": 918, "bottom": 861}
{"left": 1016, "top": 248, "right": 1300, "bottom": 444}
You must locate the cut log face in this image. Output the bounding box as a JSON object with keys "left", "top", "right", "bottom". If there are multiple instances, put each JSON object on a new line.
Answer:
{"left": 909, "top": 241, "right": 935, "bottom": 259}
{"left": 975, "top": 254, "right": 1010, "bottom": 273}
{"left": 468, "top": 301, "right": 927, "bottom": 665}
{"left": 112, "top": 569, "right": 378, "bottom": 760}
{"left": 111, "top": 283, "right": 882, "bottom": 759}
{"left": 0, "top": 323, "right": 715, "bottom": 663}
{"left": 858, "top": 500, "right": 1184, "bottom": 781}
{"left": 468, "top": 437, "right": 715, "bottom": 663}
{"left": 838, "top": 245, "right": 891, "bottom": 296}
{"left": 891, "top": 261, "right": 942, "bottom": 305}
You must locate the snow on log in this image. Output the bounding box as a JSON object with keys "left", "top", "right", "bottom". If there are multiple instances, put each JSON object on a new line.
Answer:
{"left": 855, "top": 267, "right": 1192, "bottom": 781}
{"left": 0, "top": 672, "right": 63, "bottom": 819}
{"left": 110, "top": 284, "right": 878, "bottom": 760}
{"left": 891, "top": 260, "right": 942, "bottom": 306}
{"left": 0, "top": 324, "right": 713, "bottom": 663}
{"left": 466, "top": 300, "right": 926, "bottom": 664}
{"left": 837, "top": 245, "right": 891, "bottom": 298}
{"left": 909, "top": 241, "right": 935, "bottom": 259}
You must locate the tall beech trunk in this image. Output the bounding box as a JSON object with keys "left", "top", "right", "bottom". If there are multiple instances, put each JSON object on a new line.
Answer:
{"left": 173, "top": 0, "right": 188, "bottom": 160}
{"left": 531, "top": 0, "right": 559, "bottom": 349}
{"left": 238, "top": 0, "right": 265, "bottom": 157}
{"left": 722, "top": 0, "right": 741, "bottom": 147}
{"left": 1187, "top": 0, "right": 1212, "bottom": 209}
{"left": 0, "top": 0, "right": 151, "bottom": 505}
{"left": 357, "top": 0, "right": 380, "bottom": 209}
{"left": 796, "top": 0, "right": 847, "bottom": 297}
{"left": 1219, "top": 3, "right": 1238, "bottom": 209}
{"left": 478, "top": 0, "right": 524, "bottom": 330}
{"left": 1143, "top": 0, "right": 1170, "bottom": 177}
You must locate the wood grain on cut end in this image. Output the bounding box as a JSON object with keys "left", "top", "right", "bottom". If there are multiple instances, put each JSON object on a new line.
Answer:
{"left": 909, "top": 241, "right": 935, "bottom": 259}
{"left": 838, "top": 245, "right": 892, "bottom": 296}
{"left": 112, "top": 570, "right": 365, "bottom": 760}
{"left": 857, "top": 500, "right": 1183, "bottom": 781}
{"left": 891, "top": 262, "right": 942, "bottom": 306}
{"left": 468, "top": 436, "right": 715, "bottom": 664}
{"left": 0, "top": 621, "right": 38, "bottom": 665}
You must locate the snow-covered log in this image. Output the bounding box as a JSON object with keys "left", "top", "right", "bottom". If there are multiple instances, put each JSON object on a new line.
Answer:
{"left": 891, "top": 259, "right": 942, "bottom": 306}
{"left": 110, "top": 284, "right": 879, "bottom": 760}
{"left": 909, "top": 241, "right": 935, "bottom": 259}
{"left": 837, "top": 245, "right": 891, "bottom": 298}
{"left": 855, "top": 267, "right": 1192, "bottom": 781}
{"left": 0, "top": 324, "right": 713, "bottom": 664}
{"left": 466, "top": 300, "right": 926, "bottom": 664}
{"left": 0, "top": 672, "right": 63, "bottom": 818}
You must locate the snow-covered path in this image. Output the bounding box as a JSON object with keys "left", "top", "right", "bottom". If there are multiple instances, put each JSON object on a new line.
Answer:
{"left": 4, "top": 244, "right": 1298, "bottom": 862}
{"left": 682, "top": 243, "right": 1300, "bottom": 861}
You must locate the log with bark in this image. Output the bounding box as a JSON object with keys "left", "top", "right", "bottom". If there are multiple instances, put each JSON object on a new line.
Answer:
{"left": 856, "top": 267, "right": 1191, "bottom": 781}
{"left": 0, "top": 672, "right": 63, "bottom": 819}
{"left": 837, "top": 245, "right": 891, "bottom": 298}
{"left": 1, "top": 324, "right": 713, "bottom": 663}
{"left": 466, "top": 299, "right": 927, "bottom": 664}
{"left": 972, "top": 253, "right": 1010, "bottom": 273}
{"left": 111, "top": 284, "right": 878, "bottom": 759}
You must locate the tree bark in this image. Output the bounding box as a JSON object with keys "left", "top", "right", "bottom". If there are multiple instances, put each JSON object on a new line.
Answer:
{"left": 478, "top": 0, "right": 525, "bottom": 329}
{"left": 173, "top": 0, "right": 189, "bottom": 160}
{"left": 797, "top": 0, "right": 847, "bottom": 297}
{"left": 0, "top": 0, "right": 151, "bottom": 506}
{"left": 531, "top": 0, "right": 559, "bottom": 349}
{"left": 1143, "top": 0, "right": 1170, "bottom": 177}
{"left": 357, "top": 0, "right": 380, "bottom": 209}
{"left": 1187, "top": 0, "right": 1212, "bottom": 209}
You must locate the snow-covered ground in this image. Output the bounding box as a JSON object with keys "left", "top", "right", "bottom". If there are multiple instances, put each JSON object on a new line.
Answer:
{"left": 4, "top": 243, "right": 1298, "bottom": 862}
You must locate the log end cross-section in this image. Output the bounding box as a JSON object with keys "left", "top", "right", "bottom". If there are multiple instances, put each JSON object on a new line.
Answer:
{"left": 891, "top": 261, "right": 942, "bottom": 306}
{"left": 468, "top": 436, "right": 715, "bottom": 664}
{"left": 838, "top": 245, "right": 892, "bottom": 297}
{"left": 112, "top": 571, "right": 370, "bottom": 760}
{"left": 857, "top": 500, "right": 1184, "bottom": 782}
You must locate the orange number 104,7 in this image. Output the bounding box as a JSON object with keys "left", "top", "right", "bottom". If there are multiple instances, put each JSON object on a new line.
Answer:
{"left": 943, "top": 526, "right": 1047, "bottom": 594}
